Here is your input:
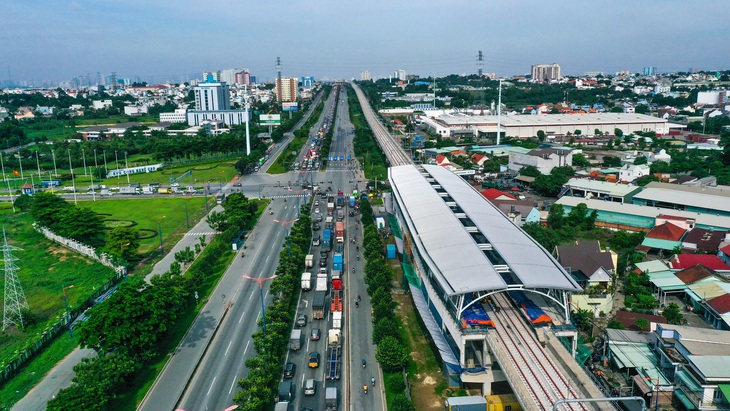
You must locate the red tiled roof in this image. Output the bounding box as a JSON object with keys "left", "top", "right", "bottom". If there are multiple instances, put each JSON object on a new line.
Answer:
{"left": 436, "top": 154, "right": 448, "bottom": 164}
{"left": 669, "top": 254, "right": 730, "bottom": 271}
{"left": 614, "top": 310, "right": 667, "bottom": 331}
{"left": 646, "top": 222, "right": 686, "bottom": 241}
{"left": 674, "top": 264, "right": 715, "bottom": 284}
{"left": 720, "top": 244, "right": 730, "bottom": 255}
{"left": 480, "top": 188, "right": 516, "bottom": 201}
{"left": 20, "top": 183, "right": 33, "bottom": 189}
{"left": 471, "top": 153, "right": 486, "bottom": 162}
{"left": 708, "top": 293, "right": 730, "bottom": 315}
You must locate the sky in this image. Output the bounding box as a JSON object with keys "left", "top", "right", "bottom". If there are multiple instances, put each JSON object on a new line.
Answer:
{"left": 2, "top": 0, "right": 729, "bottom": 84}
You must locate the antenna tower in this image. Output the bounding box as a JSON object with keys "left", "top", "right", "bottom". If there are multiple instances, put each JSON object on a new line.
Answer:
{"left": 110, "top": 72, "right": 117, "bottom": 91}
{"left": 275, "top": 57, "right": 283, "bottom": 104}
{"left": 477, "top": 50, "right": 484, "bottom": 77}
{"left": 2, "top": 227, "right": 29, "bottom": 330}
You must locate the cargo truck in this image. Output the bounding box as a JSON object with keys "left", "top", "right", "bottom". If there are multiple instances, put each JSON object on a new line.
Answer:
{"left": 305, "top": 254, "right": 314, "bottom": 268}
{"left": 274, "top": 402, "right": 290, "bottom": 411}
{"left": 327, "top": 202, "right": 335, "bottom": 213}
{"left": 301, "top": 272, "right": 312, "bottom": 291}
{"left": 119, "top": 186, "right": 140, "bottom": 195}
{"left": 312, "top": 290, "right": 327, "bottom": 320}
{"left": 335, "top": 222, "right": 345, "bottom": 243}
{"left": 158, "top": 187, "right": 172, "bottom": 194}
{"left": 327, "top": 330, "right": 341, "bottom": 380}
{"left": 289, "top": 329, "right": 303, "bottom": 351}
{"left": 315, "top": 273, "right": 328, "bottom": 292}
{"left": 322, "top": 230, "right": 332, "bottom": 251}
{"left": 332, "top": 253, "right": 343, "bottom": 271}
{"left": 336, "top": 190, "right": 344, "bottom": 207}
{"left": 325, "top": 387, "right": 338, "bottom": 411}
{"left": 332, "top": 311, "right": 342, "bottom": 329}
{"left": 330, "top": 278, "right": 342, "bottom": 313}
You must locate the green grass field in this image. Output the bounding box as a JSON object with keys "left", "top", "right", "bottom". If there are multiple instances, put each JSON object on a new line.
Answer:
{"left": 0, "top": 211, "right": 117, "bottom": 376}
{"left": 79, "top": 196, "right": 210, "bottom": 255}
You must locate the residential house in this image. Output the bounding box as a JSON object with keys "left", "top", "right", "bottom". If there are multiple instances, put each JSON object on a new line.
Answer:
{"left": 554, "top": 240, "right": 617, "bottom": 290}
{"left": 470, "top": 153, "right": 489, "bottom": 167}
{"left": 669, "top": 254, "right": 730, "bottom": 271}
{"left": 719, "top": 244, "right": 730, "bottom": 266}
{"left": 435, "top": 154, "right": 451, "bottom": 167}
{"left": 614, "top": 310, "right": 667, "bottom": 331}
{"left": 508, "top": 147, "right": 573, "bottom": 175}
{"left": 682, "top": 228, "right": 728, "bottom": 253}
{"left": 618, "top": 164, "right": 650, "bottom": 183}
{"left": 636, "top": 222, "right": 687, "bottom": 254}
{"left": 490, "top": 199, "right": 541, "bottom": 227}
{"left": 479, "top": 188, "right": 516, "bottom": 202}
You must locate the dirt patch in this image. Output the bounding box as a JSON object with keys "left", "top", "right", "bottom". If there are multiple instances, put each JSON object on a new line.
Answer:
{"left": 393, "top": 293, "right": 444, "bottom": 411}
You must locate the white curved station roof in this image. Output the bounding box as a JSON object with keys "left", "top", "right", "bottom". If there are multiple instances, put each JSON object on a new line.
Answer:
{"left": 389, "top": 164, "right": 580, "bottom": 296}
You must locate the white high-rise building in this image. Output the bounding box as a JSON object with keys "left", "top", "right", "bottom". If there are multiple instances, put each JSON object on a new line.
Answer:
{"left": 531, "top": 64, "right": 561, "bottom": 83}
{"left": 194, "top": 82, "right": 230, "bottom": 111}
{"left": 394, "top": 69, "right": 407, "bottom": 81}
{"left": 361, "top": 71, "right": 371, "bottom": 81}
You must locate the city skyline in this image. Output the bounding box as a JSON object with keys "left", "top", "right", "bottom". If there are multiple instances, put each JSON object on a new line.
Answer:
{"left": 2, "top": 0, "right": 729, "bottom": 84}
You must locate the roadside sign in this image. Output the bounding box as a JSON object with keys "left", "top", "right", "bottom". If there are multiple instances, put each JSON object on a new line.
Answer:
{"left": 339, "top": 156, "right": 344, "bottom": 161}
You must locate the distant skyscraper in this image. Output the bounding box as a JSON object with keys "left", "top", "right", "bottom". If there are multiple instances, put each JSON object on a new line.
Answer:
{"left": 220, "top": 69, "right": 243, "bottom": 85}
{"left": 203, "top": 71, "right": 221, "bottom": 82}
{"left": 531, "top": 64, "right": 561, "bottom": 82}
{"left": 276, "top": 77, "right": 298, "bottom": 103}
{"left": 234, "top": 71, "right": 251, "bottom": 86}
{"left": 301, "top": 76, "right": 315, "bottom": 88}
{"left": 643, "top": 66, "right": 657, "bottom": 76}
{"left": 360, "top": 71, "right": 371, "bottom": 81}
{"left": 194, "top": 82, "right": 230, "bottom": 111}
{"left": 394, "top": 69, "right": 407, "bottom": 81}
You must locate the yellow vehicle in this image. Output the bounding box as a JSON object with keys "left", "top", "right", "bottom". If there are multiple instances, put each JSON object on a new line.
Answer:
{"left": 158, "top": 188, "right": 172, "bottom": 194}
{"left": 308, "top": 351, "right": 320, "bottom": 368}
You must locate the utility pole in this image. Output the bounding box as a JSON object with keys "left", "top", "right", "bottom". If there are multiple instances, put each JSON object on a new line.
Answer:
{"left": 244, "top": 84, "right": 252, "bottom": 156}
{"left": 2, "top": 227, "right": 29, "bottom": 330}
{"left": 497, "top": 79, "right": 503, "bottom": 145}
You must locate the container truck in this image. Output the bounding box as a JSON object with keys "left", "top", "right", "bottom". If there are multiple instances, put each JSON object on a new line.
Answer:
{"left": 312, "top": 290, "right": 327, "bottom": 320}
{"left": 301, "top": 272, "right": 312, "bottom": 291}
{"left": 289, "top": 329, "right": 303, "bottom": 351}
{"left": 335, "top": 222, "right": 345, "bottom": 243}
{"left": 325, "top": 387, "right": 339, "bottom": 411}
{"left": 119, "top": 186, "right": 140, "bottom": 195}
{"left": 305, "top": 254, "right": 314, "bottom": 268}
{"left": 332, "top": 253, "right": 343, "bottom": 271}
{"left": 322, "top": 230, "right": 332, "bottom": 251}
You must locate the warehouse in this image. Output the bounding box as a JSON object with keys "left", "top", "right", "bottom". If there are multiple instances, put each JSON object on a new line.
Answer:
{"left": 418, "top": 113, "right": 685, "bottom": 139}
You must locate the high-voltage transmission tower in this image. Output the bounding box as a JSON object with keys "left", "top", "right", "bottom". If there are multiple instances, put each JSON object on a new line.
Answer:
{"left": 477, "top": 50, "right": 484, "bottom": 76}
{"left": 275, "top": 56, "right": 283, "bottom": 104}
{"left": 2, "top": 227, "right": 29, "bottom": 330}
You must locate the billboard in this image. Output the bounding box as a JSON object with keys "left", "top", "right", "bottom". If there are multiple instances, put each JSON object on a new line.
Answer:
{"left": 282, "top": 102, "right": 299, "bottom": 112}
{"left": 259, "top": 114, "right": 281, "bottom": 125}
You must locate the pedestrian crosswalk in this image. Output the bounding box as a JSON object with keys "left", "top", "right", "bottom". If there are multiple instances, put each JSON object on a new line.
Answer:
{"left": 184, "top": 231, "right": 218, "bottom": 237}
{"left": 266, "top": 194, "right": 308, "bottom": 199}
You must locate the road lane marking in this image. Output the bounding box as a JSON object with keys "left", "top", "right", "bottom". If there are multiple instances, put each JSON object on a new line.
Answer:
{"left": 229, "top": 377, "right": 238, "bottom": 394}
{"left": 239, "top": 311, "right": 246, "bottom": 324}
{"left": 224, "top": 341, "right": 232, "bottom": 356}
{"left": 207, "top": 376, "right": 216, "bottom": 396}
{"left": 244, "top": 340, "right": 251, "bottom": 355}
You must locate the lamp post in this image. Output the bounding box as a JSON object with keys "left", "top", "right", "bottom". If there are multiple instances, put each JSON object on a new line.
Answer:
{"left": 63, "top": 285, "right": 75, "bottom": 337}
{"left": 157, "top": 216, "right": 166, "bottom": 254}
{"left": 120, "top": 242, "right": 130, "bottom": 276}
{"left": 273, "top": 218, "right": 299, "bottom": 256}
{"left": 243, "top": 274, "right": 277, "bottom": 331}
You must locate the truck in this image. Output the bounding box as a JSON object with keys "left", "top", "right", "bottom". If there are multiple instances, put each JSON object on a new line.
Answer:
{"left": 330, "top": 278, "right": 342, "bottom": 313}
{"left": 158, "top": 187, "right": 172, "bottom": 194}
{"left": 301, "top": 272, "right": 312, "bottom": 291}
{"left": 336, "top": 190, "right": 344, "bottom": 207}
{"left": 335, "top": 222, "right": 345, "bottom": 243}
{"left": 331, "top": 269, "right": 341, "bottom": 280}
{"left": 348, "top": 195, "right": 357, "bottom": 208}
{"left": 322, "top": 230, "right": 332, "bottom": 252}
{"left": 332, "top": 311, "right": 342, "bottom": 329}
{"left": 289, "top": 329, "right": 303, "bottom": 351}
{"left": 327, "top": 333, "right": 341, "bottom": 380}
{"left": 142, "top": 186, "right": 155, "bottom": 194}
{"left": 305, "top": 254, "right": 314, "bottom": 268}
{"left": 119, "top": 186, "right": 140, "bottom": 195}
{"left": 274, "top": 402, "right": 290, "bottom": 411}
{"left": 327, "top": 202, "right": 335, "bottom": 213}
{"left": 325, "top": 387, "right": 338, "bottom": 411}
{"left": 332, "top": 253, "right": 343, "bottom": 271}
{"left": 312, "top": 290, "right": 327, "bottom": 320}
{"left": 315, "top": 273, "right": 328, "bottom": 292}
{"left": 325, "top": 216, "right": 334, "bottom": 230}
{"left": 277, "top": 380, "right": 294, "bottom": 402}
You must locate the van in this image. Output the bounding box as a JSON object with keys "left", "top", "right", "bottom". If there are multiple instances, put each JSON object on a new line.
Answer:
{"left": 304, "top": 379, "right": 316, "bottom": 396}
{"left": 277, "top": 380, "right": 294, "bottom": 402}
{"left": 312, "top": 236, "right": 321, "bottom": 246}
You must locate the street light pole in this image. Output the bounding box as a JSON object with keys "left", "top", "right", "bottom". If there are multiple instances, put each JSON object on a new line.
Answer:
{"left": 63, "top": 285, "right": 75, "bottom": 337}
{"left": 243, "top": 274, "right": 278, "bottom": 331}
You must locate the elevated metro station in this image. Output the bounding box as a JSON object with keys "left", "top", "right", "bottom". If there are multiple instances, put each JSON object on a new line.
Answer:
{"left": 387, "top": 164, "right": 600, "bottom": 403}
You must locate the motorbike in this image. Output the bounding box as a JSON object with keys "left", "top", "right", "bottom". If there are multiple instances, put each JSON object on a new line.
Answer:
{"left": 363, "top": 385, "right": 368, "bottom": 394}
{"left": 371, "top": 377, "right": 376, "bottom": 386}
{"left": 362, "top": 359, "right": 366, "bottom": 368}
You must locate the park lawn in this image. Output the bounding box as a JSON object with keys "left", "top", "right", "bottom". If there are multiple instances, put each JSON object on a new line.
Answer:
{"left": 79, "top": 196, "right": 209, "bottom": 255}
{"left": 70, "top": 159, "right": 239, "bottom": 188}
{"left": 0, "top": 211, "right": 117, "bottom": 373}
{"left": 268, "top": 135, "right": 309, "bottom": 175}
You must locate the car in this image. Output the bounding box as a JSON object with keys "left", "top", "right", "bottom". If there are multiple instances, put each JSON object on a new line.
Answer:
{"left": 233, "top": 182, "right": 242, "bottom": 187}
{"left": 314, "top": 208, "right": 321, "bottom": 214}
{"left": 318, "top": 267, "right": 328, "bottom": 275}
{"left": 310, "top": 328, "right": 321, "bottom": 341}
{"left": 319, "top": 251, "right": 328, "bottom": 259}
{"left": 312, "top": 236, "right": 321, "bottom": 246}
{"left": 284, "top": 362, "right": 296, "bottom": 379}
{"left": 316, "top": 214, "right": 323, "bottom": 222}
{"left": 319, "top": 258, "right": 327, "bottom": 267}
{"left": 296, "top": 314, "right": 308, "bottom": 327}
{"left": 314, "top": 200, "right": 320, "bottom": 207}
{"left": 312, "top": 223, "right": 321, "bottom": 231}
{"left": 301, "top": 408, "right": 313, "bottom": 411}
{"left": 308, "top": 352, "right": 320, "bottom": 368}
{"left": 304, "top": 379, "right": 316, "bottom": 396}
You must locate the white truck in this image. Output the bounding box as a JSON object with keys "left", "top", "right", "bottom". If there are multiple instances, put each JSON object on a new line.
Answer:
{"left": 301, "top": 272, "right": 312, "bottom": 291}
{"left": 305, "top": 254, "right": 314, "bottom": 268}
{"left": 142, "top": 186, "right": 155, "bottom": 195}
{"left": 315, "top": 274, "right": 328, "bottom": 292}
{"left": 332, "top": 311, "right": 342, "bottom": 329}
{"left": 119, "top": 186, "right": 139, "bottom": 195}
{"left": 325, "top": 386, "right": 338, "bottom": 411}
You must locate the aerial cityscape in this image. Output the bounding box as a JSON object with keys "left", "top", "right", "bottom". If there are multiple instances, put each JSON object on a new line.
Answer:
{"left": 1, "top": 2, "right": 730, "bottom": 411}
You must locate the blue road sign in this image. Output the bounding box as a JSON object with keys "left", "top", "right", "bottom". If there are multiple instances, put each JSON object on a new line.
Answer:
{"left": 328, "top": 156, "right": 332, "bottom": 161}
{"left": 339, "top": 156, "right": 344, "bottom": 161}
{"left": 347, "top": 155, "right": 352, "bottom": 161}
